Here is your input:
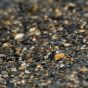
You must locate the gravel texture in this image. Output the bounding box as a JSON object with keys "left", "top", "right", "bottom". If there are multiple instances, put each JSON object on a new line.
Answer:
{"left": 0, "top": 0, "right": 88, "bottom": 88}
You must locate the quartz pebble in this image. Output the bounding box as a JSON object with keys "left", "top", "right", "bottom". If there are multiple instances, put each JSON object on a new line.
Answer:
{"left": 15, "top": 33, "right": 24, "bottom": 40}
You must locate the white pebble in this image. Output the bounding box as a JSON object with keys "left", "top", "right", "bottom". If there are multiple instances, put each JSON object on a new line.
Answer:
{"left": 11, "top": 68, "right": 17, "bottom": 72}
{"left": 64, "top": 43, "right": 71, "bottom": 46}
{"left": 25, "top": 70, "right": 30, "bottom": 74}
{"left": 15, "top": 33, "right": 24, "bottom": 40}
{"left": 29, "top": 27, "right": 41, "bottom": 36}
{"left": 59, "top": 64, "right": 65, "bottom": 68}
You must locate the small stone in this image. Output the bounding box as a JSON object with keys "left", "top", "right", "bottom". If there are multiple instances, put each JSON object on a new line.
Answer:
{"left": 36, "top": 64, "right": 42, "bottom": 69}
{"left": 51, "top": 34, "right": 58, "bottom": 40}
{"left": 46, "top": 80, "right": 52, "bottom": 84}
{"left": 10, "top": 68, "right": 17, "bottom": 72}
{"left": 54, "top": 53, "right": 65, "bottom": 61}
{"left": 64, "top": 20, "right": 69, "bottom": 25}
{"left": 80, "top": 67, "right": 88, "bottom": 73}
{"left": 18, "top": 65, "right": 26, "bottom": 70}
{"left": 19, "top": 66, "right": 26, "bottom": 70}
{"left": 64, "top": 3, "right": 76, "bottom": 10}
{"left": 59, "top": 63, "right": 65, "bottom": 68}
{"left": 15, "top": 48, "right": 22, "bottom": 55}
{"left": 25, "top": 70, "right": 30, "bottom": 74}
{"left": 81, "top": 45, "right": 86, "bottom": 50}
{"left": 32, "top": 36, "right": 37, "bottom": 41}
{"left": 21, "top": 80, "right": 25, "bottom": 84}
{"left": 67, "top": 71, "right": 78, "bottom": 81}
{"left": 15, "top": 33, "right": 24, "bottom": 40}
{"left": 4, "top": 20, "right": 11, "bottom": 25}
{"left": 0, "top": 54, "right": 6, "bottom": 58}
{"left": 2, "top": 71, "right": 8, "bottom": 78}
{"left": 17, "top": 81, "right": 21, "bottom": 85}
{"left": 2, "top": 42, "right": 12, "bottom": 47}
{"left": 29, "top": 27, "right": 41, "bottom": 36}
{"left": 79, "top": 29, "right": 85, "bottom": 33}
{"left": 64, "top": 43, "right": 71, "bottom": 47}
{"left": 30, "top": 75, "right": 34, "bottom": 79}
{"left": 55, "top": 8, "right": 62, "bottom": 16}
{"left": 84, "top": 13, "right": 88, "bottom": 17}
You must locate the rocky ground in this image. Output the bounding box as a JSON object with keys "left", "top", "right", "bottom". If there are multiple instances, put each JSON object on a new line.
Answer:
{"left": 0, "top": 0, "right": 88, "bottom": 88}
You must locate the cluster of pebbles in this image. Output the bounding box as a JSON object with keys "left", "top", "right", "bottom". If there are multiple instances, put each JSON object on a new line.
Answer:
{"left": 0, "top": 0, "right": 88, "bottom": 88}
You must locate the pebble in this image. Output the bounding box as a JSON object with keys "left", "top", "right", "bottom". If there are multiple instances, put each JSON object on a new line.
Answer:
{"left": 21, "top": 80, "right": 25, "bottom": 84}
{"left": 25, "top": 70, "right": 30, "bottom": 74}
{"left": 64, "top": 43, "right": 71, "bottom": 47}
{"left": 79, "top": 29, "right": 85, "bottom": 33}
{"left": 54, "top": 53, "right": 66, "bottom": 61}
{"left": 51, "top": 34, "right": 58, "bottom": 40}
{"left": 67, "top": 71, "right": 78, "bottom": 81}
{"left": 55, "top": 8, "right": 62, "bottom": 17}
{"left": 15, "top": 33, "right": 24, "bottom": 40}
{"left": 2, "top": 71, "right": 8, "bottom": 78}
{"left": 29, "top": 27, "right": 41, "bottom": 36}
{"left": 64, "top": 3, "right": 76, "bottom": 10}
{"left": 2, "top": 42, "right": 12, "bottom": 47}
{"left": 18, "top": 65, "right": 26, "bottom": 70}
{"left": 10, "top": 67, "right": 17, "bottom": 72}
{"left": 36, "top": 64, "right": 42, "bottom": 69}
{"left": 80, "top": 67, "right": 88, "bottom": 73}
{"left": 81, "top": 45, "right": 86, "bottom": 50}
{"left": 59, "top": 63, "right": 65, "bottom": 68}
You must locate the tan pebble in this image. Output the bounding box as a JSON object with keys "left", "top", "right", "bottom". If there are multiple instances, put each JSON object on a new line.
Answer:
{"left": 80, "top": 67, "right": 88, "bottom": 73}
{"left": 79, "top": 29, "right": 85, "bottom": 33}
{"left": 64, "top": 20, "right": 69, "bottom": 25}
{"left": 10, "top": 68, "right": 17, "bottom": 72}
{"left": 46, "top": 80, "right": 52, "bottom": 84}
{"left": 54, "top": 53, "right": 65, "bottom": 61}
{"left": 19, "top": 72, "right": 25, "bottom": 78}
{"left": 15, "top": 48, "right": 22, "bottom": 55}
{"left": 2, "top": 42, "right": 12, "bottom": 47}
{"left": 70, "top": 58, "right": 74, "bottom": 62}
{"left": 45, "top": 72, "right": 49, "bottom": 77}
{"left": 44, "top": 15, "right": 48, "bottom": 20}
{"left": 4, "top": 20, "right": 11, "bottom": 25}
{"left": 36, "top": 64, "right": 42, "bottom": 69}
{"left": 32, "top": 36, "right": 37, "bottom": 41}
{"left": 64, "top": 43, "right": 71, "bottom": 46}
{"left": 64, "top": 3, "right": 75, "bottom": 10}
{"left": 17, "top": 81, "right": 21, "bottom": 84}
{"left": 30, "top": 75, "right": 34, "bottom": 79}
{"left": 29, "top": 27, "right": 41, "bottom": 36}
{"left": 18, "top": 65, "right": 26, "bottom": 70}
{"left": 55, "top": 8, "right": 62, "bottom": 16}
{"left": 54, "top": 46, "right": 59, "bottom": 50}
{"left": 52, "top": 35, "right": 58, "bottom": 40}
{"left": 15, "top": 33, "right": 24, "bottom": 40}
{"left": 29, "top": 27, "right": 36, "bottom": 32}
{"left": 21, "top": 80, "right": 25, "bottom": 84}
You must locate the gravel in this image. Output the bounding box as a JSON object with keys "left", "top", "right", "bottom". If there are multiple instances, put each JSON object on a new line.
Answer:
{"left": 0, "top": 0, "right": 88, "bottom": 88}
